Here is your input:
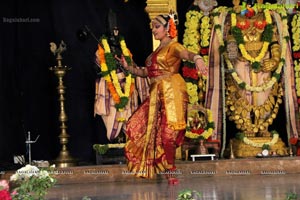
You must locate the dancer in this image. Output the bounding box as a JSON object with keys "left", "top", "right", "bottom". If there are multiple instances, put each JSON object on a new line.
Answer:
{"left": 117, "top": 13, "right": 207, "bottom": 184}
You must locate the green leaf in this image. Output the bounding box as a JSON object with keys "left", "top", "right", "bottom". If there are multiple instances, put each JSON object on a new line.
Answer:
{"left": 251, "top": 61, "right": 261, "bottom": 71}
{"left": 115, "top": 96, "right": 129, "bottom": 110}
{"left": 238, "top": 82, "right": 246, "bottom": 89}
{"left": 219, "top": 45, "right": 226, "bottom": 53}
{"left": 231, "top": 27, "right": 244, "bottom": 45}
{"left": 262, "top": 24, "right": 273, "bottom": 42}
{"left": 235, "top": 132, "right": 244, "bottom": 140}
{"left": 262, "top": 144, "right": 270, "bottom": 150}
{"left": 93, "top": 144, "right": 109, "bottom": 155}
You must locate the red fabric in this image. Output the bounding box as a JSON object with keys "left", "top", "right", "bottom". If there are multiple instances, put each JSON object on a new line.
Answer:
{"left": 125, "top": 95, "right": 186, "bottom": 178}
{"left": 297, "top": 147, "right": 300, "bottom": 156}
{"left": 147, "top": 50, "right": 165, "bottom": 78}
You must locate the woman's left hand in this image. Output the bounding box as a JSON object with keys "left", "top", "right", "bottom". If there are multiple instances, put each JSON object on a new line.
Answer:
{"left": 195, "top": 57, "right": 208, "bottom": 76}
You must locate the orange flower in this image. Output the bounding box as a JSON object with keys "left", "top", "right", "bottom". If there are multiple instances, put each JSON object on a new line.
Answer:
{"left": 130, "top": 83, "right": 135, "bottom": 95}
{"left": 168, "top": 18, "right": 177, "bottom": 39}
{"left": 107, "top": 82, "right": 120, "bottom": 103}
{"left": 97, "top": 45, "right": 105, "bottom": 63}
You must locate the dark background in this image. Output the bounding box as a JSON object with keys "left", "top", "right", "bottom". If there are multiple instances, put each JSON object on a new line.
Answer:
{"left": 0, "top": 0, "right": 280, "bottom": 168}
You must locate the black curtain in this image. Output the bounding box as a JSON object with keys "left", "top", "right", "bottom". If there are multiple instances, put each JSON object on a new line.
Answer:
{"left": 0, "top": 0, "right": 152, "bottom": 166}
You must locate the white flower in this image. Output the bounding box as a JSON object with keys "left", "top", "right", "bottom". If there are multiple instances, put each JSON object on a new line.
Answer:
{"left": 10, "top": 173, "right": 19, "bottom": 181}
{"left": 39, "top": 170, "right": 50, "bottom": 179}
{"left": 11, "top": 164, "right": 40, "bottom": 181}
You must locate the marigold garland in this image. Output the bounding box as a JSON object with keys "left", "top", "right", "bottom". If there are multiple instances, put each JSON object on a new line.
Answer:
{"left": 182, "top": 9, "right": 203, "bottom": 104}
{"left": 222, "top": 7, "right": 289, "bottom": 92}
{"left": 96, "top": 36, "right": 135, "bottom": 111}
{"left": 237, "top": 131, "right": 279, "bottom": 148}
{"left": 183, "top": 10, "right": 203, "bottom": 54}
{"left": 200, "top": 15, "right": 211, "bottom": 48}
{"left": 291, "top": 13, "right": 300, "bottom": 105}
{"left": 231, "top": 9, "right": 273, "bottom": 71}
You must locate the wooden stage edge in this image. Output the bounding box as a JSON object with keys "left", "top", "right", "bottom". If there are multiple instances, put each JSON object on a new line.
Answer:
{"left": 2, "top": 157, "right": 300, "bottom": 185}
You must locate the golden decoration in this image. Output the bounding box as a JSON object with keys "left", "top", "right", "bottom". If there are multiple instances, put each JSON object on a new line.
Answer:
{"left": 226, "top": 82, "right": 283, "bottom": 137}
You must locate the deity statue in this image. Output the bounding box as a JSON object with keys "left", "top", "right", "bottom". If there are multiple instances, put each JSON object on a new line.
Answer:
{"left": 94, "top": 10, "right": 149, "bottom": 141}
{"left": 203, "top": 0, "right": 300, "bottom": 157}
{"left": 226, "top": 0, "right": 282, "bottom": 137}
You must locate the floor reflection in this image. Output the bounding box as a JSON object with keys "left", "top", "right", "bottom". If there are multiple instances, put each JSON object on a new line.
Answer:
{"left": 46, "top": 174, "right": 300, "bottom": 200}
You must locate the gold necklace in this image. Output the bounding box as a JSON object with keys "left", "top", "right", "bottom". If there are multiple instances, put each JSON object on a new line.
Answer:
{"left": 226, "top": 82, "right": 283, "bottom": 135}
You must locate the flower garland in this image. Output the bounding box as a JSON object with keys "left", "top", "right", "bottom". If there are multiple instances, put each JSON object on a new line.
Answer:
{"left": 231, "top": 9, "right": 273, "bottom": 71}
{"left": 96, "top": 36, "right": 135, "bottom": 111}
{"left": 185, "top": 82, "right": 199, "bottom": 104}
{"left": 182, "top": 9, "right": 214, "bottom": 104}
{"left": 224, "top": 54, "right": 282, "bottom": 92}
{"left": 212, "top": 6, "right": 228, "bottom": 52}
{"left": 182, "top": 10, "right": 203, "bottom": 104}
{"left": 237, "top": 131, "right": 279, "bottom": 148}
{"left": 183, "top": 10, "right": 203, "bottom": 54}
{"left": 182, "top": 8, "right": 220, "bottom": 141}
{"left": 222, "top": 7, "right": 289, "bottom": 92}
{"left": 291, "top": 13, "right": 300, "bottom": 106}
{"left": 200, "top": 15, "right": 211, "bottom": 49}
{"left": 185, "top": 108, "right": 215, "bottom": 140}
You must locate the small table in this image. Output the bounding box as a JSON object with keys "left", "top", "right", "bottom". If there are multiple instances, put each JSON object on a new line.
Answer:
{"left": 190, "top": 154, "right": 216, "bottom": 161}
{"left": 181, "top": 140, "right": 220, "bottom": 160}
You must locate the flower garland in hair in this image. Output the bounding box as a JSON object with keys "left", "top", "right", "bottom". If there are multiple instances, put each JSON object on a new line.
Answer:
{"left": 96, "top": 36, "right": 135, "bottom": 111}
{"left": 231, "top": 9, "right": 273, "bottom": 71}
{"left": 168, "top": 11, "right": 179, "bottom": 39}
{"left": 168, "top": 17, "right": 177, "bottom": 39}
{"left": 291, "top": 12, "right": 300, "bottom": 106}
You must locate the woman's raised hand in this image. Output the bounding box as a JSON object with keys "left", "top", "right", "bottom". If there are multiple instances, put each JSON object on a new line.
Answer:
{"left": 195, "top": 57, "right": 208, "bottom": 76}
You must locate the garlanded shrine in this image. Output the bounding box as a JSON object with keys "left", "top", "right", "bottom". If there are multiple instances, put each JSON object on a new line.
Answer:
{"left": 181, "top": 0, "right": 300, "bottom": 158}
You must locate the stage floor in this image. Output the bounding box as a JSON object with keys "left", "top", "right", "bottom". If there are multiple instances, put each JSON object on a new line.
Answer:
{"left": 2, "top": 157, "right": 300, "bottom": 199}
{"left": 45, "top": 156, "right": 300, "bottom": 185}
{"left": 45, "top": 173, "right": 300, "bottom": 200}
{"left": 45, "top": 157, "right": 300, "bottom": 199}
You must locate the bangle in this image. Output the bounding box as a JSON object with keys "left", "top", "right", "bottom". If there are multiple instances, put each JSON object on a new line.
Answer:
{"left": 193, "top": 55, "right": 202, "bottom": 63}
